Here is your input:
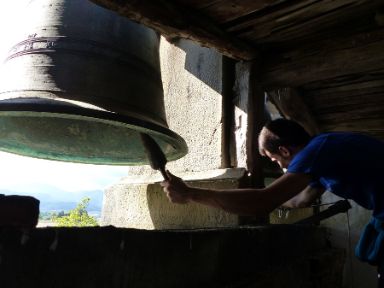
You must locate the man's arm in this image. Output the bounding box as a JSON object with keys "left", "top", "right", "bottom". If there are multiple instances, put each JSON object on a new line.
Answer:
{"left": 161, "top": 172, "right": 312, "bottom": 217}
{"left": 282, "top": 186, "right": 325, "bottom": 208}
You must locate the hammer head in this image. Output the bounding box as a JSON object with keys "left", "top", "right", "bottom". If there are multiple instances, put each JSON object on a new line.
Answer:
{"left": 140, "top": 133, "right": 168, "bottom": 179}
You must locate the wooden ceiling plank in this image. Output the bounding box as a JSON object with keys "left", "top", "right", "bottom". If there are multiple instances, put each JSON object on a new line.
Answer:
{"left": 175, "top": 0, "right": 222, "bottom": 10}
{"left": 306, "top": 92, "right": 384, "bottom": 108}
{"left": 262, "top": 27, "right": 384, "bottom": 87}
{"left": 231, "top": 0, "right": 377, "bottom": 43}
{"left": 199, "top": 0, "right": 287, "bottom": 24}
{"left": 305, "top": 81, "right": 384, "bottom": 98}
{"left": 302, "top": 71, "right": 384, "bottom": 91}
{"left": 313, "top": 100, "right": 384, "bottom": 115}
{"left": 245, "top": 0, "right": 382, "bottom": 44}
{"left": 225, "top": 0, "right": 317, "bottom": 32}
{"left": 319, "top": 118, "right": 384, "bottom": 132}
{"left": 90, "top": 0, "right": 258, "bottom": 60}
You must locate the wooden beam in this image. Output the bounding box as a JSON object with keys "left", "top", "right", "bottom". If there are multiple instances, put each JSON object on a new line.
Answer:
{"left": 221, "top": 56, "right": 236, "bottom": 168}
{"left": 247, "top": 61, "right": 265, "bottom": 188}
{"left": 267, "top": 88, "right": 320, "bottom": 136}
{"left": 90, "top": 0, "right": 258, "bottom": 60}
{"left": 262, "top": 27, "right": 384, "bottom": 87}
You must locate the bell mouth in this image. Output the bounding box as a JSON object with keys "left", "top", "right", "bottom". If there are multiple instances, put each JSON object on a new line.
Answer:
{"left": 0, "top": 98, "right": 188, "bottom": 165}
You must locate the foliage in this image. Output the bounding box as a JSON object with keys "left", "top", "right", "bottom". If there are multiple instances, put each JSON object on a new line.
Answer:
{"left": 52, "top": 197, "right": 98, "bottom": 227}
{"left": 39, "top": 211, "right": 65, "bottom": 220}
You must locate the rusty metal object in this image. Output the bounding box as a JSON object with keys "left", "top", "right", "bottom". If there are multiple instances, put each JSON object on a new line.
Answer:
{"left": 294, "top": 200, "right": 352, "bottom": 225}
{"left": 0, "top": 0, "right": 187, "bottom": 165}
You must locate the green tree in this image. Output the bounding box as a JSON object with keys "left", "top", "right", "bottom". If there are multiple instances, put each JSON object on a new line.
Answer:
{"left": 52, "top": 197, "right": 98, "bottom": 227}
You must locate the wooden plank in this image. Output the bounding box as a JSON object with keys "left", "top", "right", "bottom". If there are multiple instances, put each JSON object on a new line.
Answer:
{"left": 302, "top": 73, "right": 384, "bottom": 91}
{"left": 175, "top": 0, "right": 221, "bottom": 10}
{"left": 243, "top": 1, "right": 381, "bottom": 43}
{"left": 306, "top": 93, "right": 384, "bottom": 114}
{"left": 200, "top": 0, "right": 287, "bottom": 23}
{"left": 90, "top": 0, "right": 258, "bottom": 60}
{"left": 317, "top": 104, "right": 384, "bottom": 121}
{"left": 228, "top": 0, "right": 377, "bottom": 41}
{"left": 320, "top": 119, "right": 384, "bottom": 132}
{"left": 267, "top": 88, "right": 320, "bottom": 135}
{"left": 225, "top": 0, "right": 318, "bottom": 33}
{"left": 261, "top": 28, "right": 384, "bottom": 87}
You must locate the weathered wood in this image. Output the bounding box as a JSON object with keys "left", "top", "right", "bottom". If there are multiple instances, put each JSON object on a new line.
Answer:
{"left": 317, "top": 103, "right": 384, "bottom": 121}
{"left": 305, "top": 91, "right": 384, "bottom": 112}
{"left": 303, "top": 73, "right": 384, "bottom": 92}
{"left": 176, "top": 0, "right": 221, "bottom": 10}
{"left": 233, "top": 62, "right": 250, "bottom": 169}
{"left": 320, "top": 119, "right": 384, "bottom": 132}
{"left": 90, "top": 0, "right": 258, "bottom": 60}
{"left": 226, "top": 0, "right": 318, "bottom": 33}
{"left": 228, "top": 0, "right": 379, "bottom": 42}
{"left": 267, "top": 88, "right": 320, "bottom": 135}
{"left": 262, "top": 28, "right": 384, "bottom": 87}
{"left": 248, "top": 0, "right": 381, "bottom": 44}
{"left": 247, "top": 61, "right": 265, "bottom": 188}
{"left": 200, "top": 0, "right": 286, "bottom": 23}
{"left": 221, "top": 56, "right": 236, "bottom": 168}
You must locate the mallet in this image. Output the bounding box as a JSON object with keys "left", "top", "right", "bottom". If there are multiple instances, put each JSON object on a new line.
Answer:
{"left": 140, "top": 133, "right": 169, "bottom": 180}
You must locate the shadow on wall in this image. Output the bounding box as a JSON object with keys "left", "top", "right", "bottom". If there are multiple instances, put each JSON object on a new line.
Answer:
{"left": 174, "top": 38, "right": 278, "bottom": 121}
{"left": 174, "top": 38, "right": 222, "bottom": 95}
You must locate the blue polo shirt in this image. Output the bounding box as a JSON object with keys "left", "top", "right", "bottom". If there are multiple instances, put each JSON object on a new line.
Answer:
{"left": 287, "top": 132, "right": 384, "bottom": 220}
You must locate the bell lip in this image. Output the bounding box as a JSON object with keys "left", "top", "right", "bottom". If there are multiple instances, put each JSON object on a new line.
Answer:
{"left": 0, "top": 98, "right": 188, "bottom": 165}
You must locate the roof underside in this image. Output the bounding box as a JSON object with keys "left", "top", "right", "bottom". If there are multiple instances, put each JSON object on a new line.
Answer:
{"left": 92, "top": 0, "right": 384, "bottom": 140}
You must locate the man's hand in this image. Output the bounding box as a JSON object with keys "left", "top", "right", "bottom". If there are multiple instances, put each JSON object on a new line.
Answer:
{"left": 160, "top": 171, "right": 191, "bottom": 204}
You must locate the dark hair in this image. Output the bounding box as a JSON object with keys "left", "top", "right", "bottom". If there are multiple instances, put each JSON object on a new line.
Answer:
{"left": 258, "top": 118, "right": 311, "bottom": 155}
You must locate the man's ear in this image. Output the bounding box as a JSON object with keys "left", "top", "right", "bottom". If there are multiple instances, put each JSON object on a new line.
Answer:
{"left": 278, "top": 146, "right": 291, "bottom": 157}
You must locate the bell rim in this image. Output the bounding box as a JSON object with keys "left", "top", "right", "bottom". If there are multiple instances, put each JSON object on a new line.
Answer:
{"left": 0, "top": 99, "right": 188, "bottom": 165}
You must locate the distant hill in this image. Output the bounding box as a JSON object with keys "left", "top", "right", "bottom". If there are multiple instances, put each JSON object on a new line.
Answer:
{"left": 0, "top": 188, "right": 103, "bottom": 213}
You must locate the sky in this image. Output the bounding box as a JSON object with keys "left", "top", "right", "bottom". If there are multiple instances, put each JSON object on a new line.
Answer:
{"left": 0, "top": 1, "right": 128, "bottom": 197}
{"left": 0, "top": 151, "right": 128, "bottom": 194}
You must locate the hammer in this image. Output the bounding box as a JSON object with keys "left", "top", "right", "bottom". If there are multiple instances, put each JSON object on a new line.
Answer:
{"left": 140, "top": 133, "right": 169, "bottom": 180}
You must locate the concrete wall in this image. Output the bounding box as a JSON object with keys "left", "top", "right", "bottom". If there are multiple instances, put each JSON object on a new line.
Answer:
{"left": 320, "top": 193, "right": 377, "bottom": 288}
{"left": 101, "top": 38, "right": 247, "bottom": 229}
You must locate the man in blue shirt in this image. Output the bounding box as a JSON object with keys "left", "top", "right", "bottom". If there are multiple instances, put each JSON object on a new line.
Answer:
{"left": 161, "top": 118, "right": 384, "bottom": 286}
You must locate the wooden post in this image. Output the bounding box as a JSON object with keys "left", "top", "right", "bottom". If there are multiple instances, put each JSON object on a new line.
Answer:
{"left": 267, "top": 88, "right": 320, "bottom": 136}
{"left": 238, "top": 60, "right": 268, "bottom": 225}
{"left": 221, "top": 56, "right": 236, "bottom": 168}
{"left": 246, "top": 61, "right": 266, "bottom": 189}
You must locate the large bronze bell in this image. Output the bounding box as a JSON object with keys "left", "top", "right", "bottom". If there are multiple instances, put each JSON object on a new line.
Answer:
{"left": 0, "top": 0, "right": 187, "bottom": 165}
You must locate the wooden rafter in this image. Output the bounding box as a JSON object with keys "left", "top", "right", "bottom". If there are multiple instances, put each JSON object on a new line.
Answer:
{"left": 90, "top": 0, "right": 258, "bottom": 60}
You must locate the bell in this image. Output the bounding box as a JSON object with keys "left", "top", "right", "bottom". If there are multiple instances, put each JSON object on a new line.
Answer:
{"left": 0, "top": 0, "right": 187, "bottom": 165}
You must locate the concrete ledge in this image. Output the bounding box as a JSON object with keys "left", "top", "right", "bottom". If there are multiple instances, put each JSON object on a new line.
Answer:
{"left": 101, "top": 168, "right": 246, "bottom": 229}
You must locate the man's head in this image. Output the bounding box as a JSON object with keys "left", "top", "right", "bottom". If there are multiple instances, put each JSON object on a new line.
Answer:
{"left": 258, "top": 119, "right": 311, "bottom": 169}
